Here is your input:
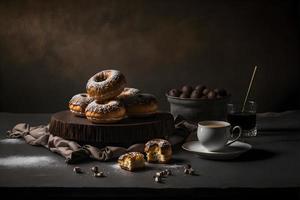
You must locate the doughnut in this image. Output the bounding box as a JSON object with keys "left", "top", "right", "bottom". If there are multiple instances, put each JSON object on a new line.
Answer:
{"left": 122, "top": 93, "right": 158, "bottom": 117}
{"left": 144, "top": 139, "right": 172, "bottom": 163}
{"left": 85, "top": 100, "right": 126, "bottom": 123}
{"left": 69, "top": 93, "right": 93, "bottom": 117}
{"left": 86, "top": 70, "right": 126, "bottom": 101}
{"left": 116, "top": 87, "right": 140, "bottom": 100}
{"left": 118, "top": 152, "right": 145, "bottom": 171}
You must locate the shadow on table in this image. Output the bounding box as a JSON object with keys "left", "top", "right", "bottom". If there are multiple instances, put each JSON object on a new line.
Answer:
{"left": 228, "top": 148, "right": 277, "bottom": 162}
{"left": 169, "top": 157, "right": 188, "bottom": 164}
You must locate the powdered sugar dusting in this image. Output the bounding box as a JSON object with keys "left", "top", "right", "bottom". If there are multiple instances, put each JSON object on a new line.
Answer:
{"left": 117, "top": 87, "right": 140, "bottom": 100}
{"left": 0, "top": 156, "right": 57, "bottom": 167}
{"left": 111, "top": 163, "right": 120, "bottom": 169}
{"left": 86, "top": 70, "right": 126, "bottom": 92}
{"left": 163, "top": 164, "right": 184, "bottom": 169}
{"left": 69, "top": 93, "right": 93, "bottom": 107}
{"left": 85, "top": 99, "right": 124, "bottom": 113}
{"left": 110, "top": 163, "right": 183, "bottom": 170}
{"left": 0, "top": 138, "right": 24, "bottom": 144}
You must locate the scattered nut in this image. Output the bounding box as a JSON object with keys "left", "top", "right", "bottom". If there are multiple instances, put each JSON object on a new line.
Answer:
{"left": 154, "top": 176, "right": 162, "bottom": 183}
{"left": 184, "top": 164, "right": 195, "bottom": 175}
{"left": 153, "top": 169, "right": 172, "bottom": 183}
{"left": 189, "top": 168, "right": 195, "bottom": 175}
{"left": 73, "top": 167, "right": 83, "bottom": 174}
{"left": 91, "top": 166, "right": 99, "bottom": 173}
{"left": 156, "top": 172, "right": 164, "bottom": 177}
{"left": 94, "top": 171, "right": 105, "bottom": 177}
{"left": 164, "top": 169, "right": 172, "bottom": 176}
{"left": 184, "top": 168, "right": 190, "bottom": 174}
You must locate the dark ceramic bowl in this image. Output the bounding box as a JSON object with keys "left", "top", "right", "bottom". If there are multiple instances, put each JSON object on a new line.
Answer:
{"left": 166, "top": 94, "right": 231, "bottom": 123}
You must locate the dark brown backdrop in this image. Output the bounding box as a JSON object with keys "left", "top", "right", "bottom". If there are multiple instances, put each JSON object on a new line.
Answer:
{"left": 0, "top": 0, "right": 299, "bottom": 113}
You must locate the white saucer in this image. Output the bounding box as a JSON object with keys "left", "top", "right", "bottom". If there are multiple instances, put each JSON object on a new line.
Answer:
{"left": 182, "top": 141, "right": 252, "bottom": 160}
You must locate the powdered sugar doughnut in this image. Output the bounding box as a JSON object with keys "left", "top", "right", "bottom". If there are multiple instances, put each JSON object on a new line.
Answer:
{"left": 69, "top": 93, "right": 93, "bottom": 117}
{"left": 85, "top": 100, "right": 126, "bottom": 123}
{"left": 86, "top": 70, "right": 126, "bottom": 101}
{"left": 122, "top": 93, "right": 158, "bottom": 117}
{"left": 117, "top": 87, "right": 140, "bottom": 100}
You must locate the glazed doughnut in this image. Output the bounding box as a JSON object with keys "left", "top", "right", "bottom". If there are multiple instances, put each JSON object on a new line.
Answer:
{"left": 144, "top": 139, "right": 172, "bottom": 164}
{"left": 69, "top": 93, "right": 93, "bottom": 117}
{"left": 116, "top": 87, "right": 140, "bottom": 100}
{"left": 85, "top": 100, "right": 126, "bottom": 123}
{"left": 122, "top": 93, "right": 158, "bottom": 117}
{"left": 86, "top": 70, "right": 126, "bottom": 101}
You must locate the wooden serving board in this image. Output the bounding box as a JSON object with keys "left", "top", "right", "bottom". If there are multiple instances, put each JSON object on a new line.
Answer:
{"left": 49, "top": 111, "right": 175, "bottom": 147}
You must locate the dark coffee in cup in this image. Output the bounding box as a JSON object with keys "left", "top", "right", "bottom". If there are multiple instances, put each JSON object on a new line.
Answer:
{"left": 227, "top": 101, "right": 257, "bottom": 137}
{"left": 227, "top": 112, "right": 256, "bottom": 130}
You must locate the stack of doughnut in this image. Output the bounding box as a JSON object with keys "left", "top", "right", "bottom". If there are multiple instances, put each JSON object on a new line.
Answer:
{"left": 68, "top": 69, "right": 158, "bottom": 123}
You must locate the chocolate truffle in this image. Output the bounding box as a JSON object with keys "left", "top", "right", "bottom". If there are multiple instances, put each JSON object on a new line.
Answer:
{"left": 181, "top": 85, "right": 193, "bottom": 95}
{"left": 207, "top": 91, "right": 216, "bottom": 99}
{"left": 202, "top": 88, "right": 210, "bottom": 96}
{"left": 200, "top": 95, "right": 208, "bottom": 100}
{"left": 213, "top": 88, "right": 220, "bottom": 94}
{"left": 190, "top": 90, "right": 202, "bottom": 99}
{"left": 180, "top": 93, "right": 190, "bottom": 98}
{"left": 168, "top": 89, "right": 181, "bottom": 97}
{"left": 216, "top": 95, "right": 222, "bottom": 99}
{"left": 218, "top": 89, "right": 227, "bottom": 97}
{"left": 195, "top": 85, "right": 206, "bottom": 92}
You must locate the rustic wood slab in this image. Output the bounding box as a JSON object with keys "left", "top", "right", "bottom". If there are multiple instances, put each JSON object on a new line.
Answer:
{"left": 49, "top": 110, "right": 175, "bottom": 147}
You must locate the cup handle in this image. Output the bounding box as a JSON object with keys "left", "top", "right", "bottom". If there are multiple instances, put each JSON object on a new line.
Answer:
{"left": 226, "top": 126, "right": 242, "bottom": 146}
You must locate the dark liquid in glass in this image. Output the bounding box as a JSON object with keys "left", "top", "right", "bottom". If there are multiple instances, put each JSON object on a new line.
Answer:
{"left": 227, "top": 112, "right": 256, "bottom": 130}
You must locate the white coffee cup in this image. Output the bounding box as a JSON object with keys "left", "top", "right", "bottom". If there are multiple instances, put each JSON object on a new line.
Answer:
{"left": 197, "top": 121, "right": 242, "bottom": 152}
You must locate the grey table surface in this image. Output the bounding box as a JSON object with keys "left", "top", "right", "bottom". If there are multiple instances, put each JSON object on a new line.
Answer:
{"left": 0, "top": 112, "right": 300, "bottom": 199}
